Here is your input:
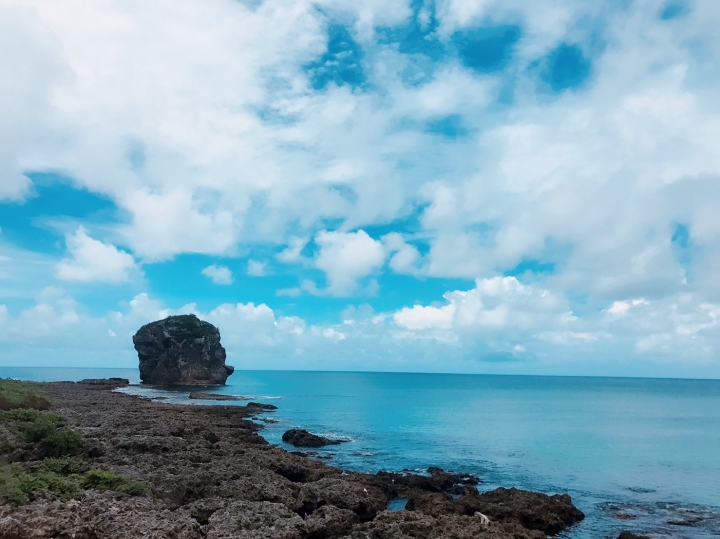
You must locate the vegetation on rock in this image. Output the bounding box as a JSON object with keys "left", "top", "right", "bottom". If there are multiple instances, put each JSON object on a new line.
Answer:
{"left": 0, "top": 460, "right": 146, "bottom": 505}
{"left": 140, "top": 314, "right": 217, "bottom": 343}
{"left": 0, "top": 380, "right": 147, "bottom": 506}
{"left": 0, "top": 379, "right": 53, "bottom": 411}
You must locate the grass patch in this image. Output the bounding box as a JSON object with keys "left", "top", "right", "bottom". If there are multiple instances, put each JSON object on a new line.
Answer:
{"left": 81, "top": 469, "right": 146, "bottom": 496}
{"left": 0, "top": 462, "right": 147, "bottom": 505}
{"left": 39, "top": 457, "right": 85, "bottom": 475}
{"left": 0, "top": 379, "right": 52, "bottom": 411}
{"left": 3, "top": 409, "right": 64, "bottom": 443}
{"left": 39, "top": 429, "right": 83, "bottom": 458}
{"left": 1, "top": 409, "right": 82, "bottom": 458}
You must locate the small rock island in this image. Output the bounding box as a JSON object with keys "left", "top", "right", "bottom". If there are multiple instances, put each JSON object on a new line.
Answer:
{"left": 133, "top": 314, "right": 234, "bottom": 385}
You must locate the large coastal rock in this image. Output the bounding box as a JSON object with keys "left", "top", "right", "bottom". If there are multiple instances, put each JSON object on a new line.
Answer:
{"left": 133, "top": 314, "right": 234, "bottom": 385}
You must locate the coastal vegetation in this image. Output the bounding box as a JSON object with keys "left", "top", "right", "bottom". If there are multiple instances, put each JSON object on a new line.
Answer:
{"left": 0, "top": 379, "right": 146, "bottom": 505}
{"left": 0, "top": 459, "right": 146, "bottom": 505}
{"left": 0, "top": 378, "right": 53, "bottom": 410}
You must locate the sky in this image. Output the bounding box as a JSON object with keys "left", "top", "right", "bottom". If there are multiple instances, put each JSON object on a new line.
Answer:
{"left": 1, "top": 0, "right": 720, "bottom": 378}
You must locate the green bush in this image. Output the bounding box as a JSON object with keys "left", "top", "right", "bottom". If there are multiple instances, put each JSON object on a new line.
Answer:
{"left": 0, "top": 380, "right": 52, "bottom": 411}
{"left": 2, "top": 409, "right": 63, "bottom": 443}
{"left": 40, "top": 457, "right": 85, "bottom": 475}
{"left": 1, "top": 464, "right": 146, "bottom": 505}
{"left": 39, "top": 429, "right": 83, "bottom": 458}
{"left": 0, "top": 464, "right": 25, "bottom": 505}
{"left": 20, "top": 470, "right": 83, "bottom": 500}
{"left": 82, "top": 469, "right": 147, "bottom": 496}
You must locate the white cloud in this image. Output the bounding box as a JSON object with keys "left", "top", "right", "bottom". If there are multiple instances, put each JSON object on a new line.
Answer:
{"left": 201, "top": 264, "right": 234, "bottom": 285}
{"left": 247, "top": 259, "right": 268, "bottom": 277}
{"left": 382, "top": 233, "right": 422, "bottom": 275}
{"left": 56, "top": 227, "right": 138, "bottom": 284}
{"left": 0, "top": 3, "right": 60, "bottom": 202}
{"left": 15, "top": 287, "right": 81, "bottom": 336}
{"left": 394, "top": 304, "right": 455, "bottom": 331}
{"left": 605, "top": 299, "right": 649, "bottom": 315}
{"left": 277, "top": 237, "right": 309, "bottom": 264}
{"left": 319, "top": 327, "right": 346, "bottom": 341}
{"left": 394, "top": 277, "right": 573, "bottom": 353}
{"left": 314, "top": 230, "right": 386, "bottom": 296}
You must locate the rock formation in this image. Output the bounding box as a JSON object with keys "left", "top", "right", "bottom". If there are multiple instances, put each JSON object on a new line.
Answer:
{"left": 282, "top": 428, "right": 344, "bottom": 447}
{"left": 133, "top": 314, "right": 234, "bottom": 385}
{"left": 617, "top": 532, "right": 649, "bottom": 539}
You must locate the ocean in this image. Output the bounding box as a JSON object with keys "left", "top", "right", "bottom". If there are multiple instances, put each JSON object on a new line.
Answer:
{"left": 2, "top": 367, "right": 719, "bottom": 538}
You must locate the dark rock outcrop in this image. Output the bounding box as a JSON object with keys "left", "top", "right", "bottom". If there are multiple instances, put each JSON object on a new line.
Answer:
{"left": 247, "top": 402, "right": 278, "bottom": 411}
{"left": 458, "top": 487, "right": 585, "bottom": 535}
{"left": 78, "top": 378, "right": 130, "bottom": 388}
{"left": 617, "top": 532, "right": 649, "bottom": 539}
{"left": 375, "top": 467, "right": 480, "bottom": 497}
{"left": 133, "top": 314, "right": 234, "bottom": 385}
{"left": 282, "top": 429, "right": 343, "bottom": 447}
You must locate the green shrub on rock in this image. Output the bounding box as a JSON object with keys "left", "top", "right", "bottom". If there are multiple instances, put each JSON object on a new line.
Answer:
{"left": 82, "top": 469, "right": 147, "bottom": 496}
{"left": 20, "top": 469, "right": 83, "bottom": 500}
{"left": 39, "top": 429, "right": 83, "bottom": 458}
{"left": 39, "top": 457, "right": 85, "bottom": 475}
{"left": 0, "top": 464, "right": 25, "bottom": 505}
{"left": 1, "top": 464, "right": 147, "bottom": 505}
{"left": 0, "top": 380, "right": 53, "bottom": 411}
{"left": 2, "top": 409, "right": 64, "bottom": 443}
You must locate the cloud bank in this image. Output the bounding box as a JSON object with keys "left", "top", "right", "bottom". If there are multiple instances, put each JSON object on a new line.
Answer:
{"left": 1, "top": 0, "right": 720, "bottom": 376}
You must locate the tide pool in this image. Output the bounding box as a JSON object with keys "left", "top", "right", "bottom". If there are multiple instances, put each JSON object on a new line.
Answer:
{"left": 3, "top": 367, "right": 719, "bottom": 538}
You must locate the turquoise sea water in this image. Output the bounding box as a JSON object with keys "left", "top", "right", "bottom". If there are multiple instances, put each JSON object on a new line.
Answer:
{"left": 2, "top": 367, "right": 719, "bottom": 538}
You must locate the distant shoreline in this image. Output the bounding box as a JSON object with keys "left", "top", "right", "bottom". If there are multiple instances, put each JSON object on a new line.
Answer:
{"left": 2, "top": 365, "right": 720, "bottom": 382}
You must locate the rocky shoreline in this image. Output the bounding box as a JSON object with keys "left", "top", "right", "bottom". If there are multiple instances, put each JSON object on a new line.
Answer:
{"left": 1, "top": 380, "right": 587, "bottom": 538}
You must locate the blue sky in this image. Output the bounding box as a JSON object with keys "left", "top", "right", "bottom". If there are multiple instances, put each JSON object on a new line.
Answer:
{"left": 1, "top": 0, "right": 720, "bottom": 377}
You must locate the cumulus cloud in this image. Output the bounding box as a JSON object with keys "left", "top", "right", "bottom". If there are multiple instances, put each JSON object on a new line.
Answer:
{"left": 247, "top": 259, "right": 268, "bottom": 277}
{"left": 55, "top": 227, "right": 138, "bottom": 284}
{"left": 394, "top": 277, "right": 574, "bottom": 350}
{"left": 392, "top": 277, "right": 720, "bottom": 368}
{"left": 394, "top": 303, "right": 454, "bottom": 331}
{"left": 201, "top": 264, "right": 234, "bottom": 285}
{"left": 313, "top": 230, "right": 386, "bottom": 296}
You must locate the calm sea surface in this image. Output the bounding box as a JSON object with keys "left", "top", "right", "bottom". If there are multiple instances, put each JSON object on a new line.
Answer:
{"left": 2, "top": 367, "right": 719, "bottom": 538}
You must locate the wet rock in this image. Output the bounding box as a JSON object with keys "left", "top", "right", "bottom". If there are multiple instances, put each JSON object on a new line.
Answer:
{"left": 133, "top": 314, "right": 234, "bottom": 385}
{"left": 78, "top": 377, "right": 130, "bottom": 388}
{"left": 282, "top": 429, "right": 343, "bottom": 447}
{"left": 374, "top": 467, "right": 479, "bottom": 497}
{"left": 667, "top": 516, "right": 705, "bottom": 526}
{"left": 617, "top": 532, "right": 649, "bottom": 539}
{"left": 247, "top": 402, "right": 278, "bottom": 411}
{"left": 296, "top": 477, "right": 387, "bottom": 521}
{"left": 189, "top": 392, "right": 248, "bottom": 401}
{"left": 461, "top": 487, "right": 585, "bottom": 535}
